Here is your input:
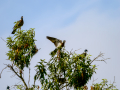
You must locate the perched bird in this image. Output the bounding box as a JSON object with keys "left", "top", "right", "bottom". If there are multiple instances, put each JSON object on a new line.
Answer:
{"left": 7, "top": 86, "right": 10, "bottom": 90}
{"left": 79, "top": 49, "right": 88, "bottom": 59}
{"left": 81, "top": 49, "right": 88, "bottom": 58}
{"left": 74, "top": 49, "right": 88, "bottom": 61}
{"left": 12, "top": 16, "right": 24, "bottom": 34}
{"left": 46, "top": 36, "right": 66, "bottom": 60}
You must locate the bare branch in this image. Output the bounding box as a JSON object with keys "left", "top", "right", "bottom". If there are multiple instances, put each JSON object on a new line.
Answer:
{"left": 68, "top": 48, "right": 81, "bottom": 56}
{"left": 0, "top": 66, "right": 7, "bottom": 78}
{"left": 4, "top": 64, "right": 28, "bottom": 90}
{"left": 38, "top": 48, "right": 41, "bottom": 50}
{"left": 108, "top": 76, "right": 116, "bottom": 89}
{"left": 90, "top": 52, "right": 110, "bottom": 64}
{"left": 28, "top": 67, "right": 31, "bottom": 88}
{"left": 73, "top": 48, "right": 81, "bottom": 53}
{"left": 94, "top": 59, "right": 108, "bottom": 64}
{"left": 1, "top": 37, "right": 7, "bottom": 43}
{"left": 92, "top": 77, "right": 98, "bottom": 85}
{"left": 69, "top": 48, "right": 73, "bottom": 55}
{"left": 11, "top": 81, "right": 21, "bottom": 90}
{"left": 10, "top": 74, "right": 16, "bottom": 78}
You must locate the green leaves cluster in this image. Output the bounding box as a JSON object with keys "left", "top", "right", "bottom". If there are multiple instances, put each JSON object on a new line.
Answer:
{"left": 5, "top": 28, "right": 116, "bottom": 90}
{"left": 34, "top": 59, "right": 47, "bottom": 86}
{"left": 91, "top": 79, "right": 117, "bottom": 90}
{"left": 34, "top": 48, "right": 96, "bottom": 90}
{"left": 6, "top": 28, "right": 38, "bottom": 70}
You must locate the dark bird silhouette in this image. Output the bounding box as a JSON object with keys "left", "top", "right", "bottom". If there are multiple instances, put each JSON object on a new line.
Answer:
{"left": 79, "top": 49, "right": 88, "bottom": 59}
{"left": 7, "top": 86, "right": 10, "bottom": 90}
{"left": 46, "top": 36, "right": 66, "bottom": 60}
{"left": 12, "top": 16, "right": 24, "bottom": 34}
{"left": 74, "top": 49, "right": 88, "bottom": 61}
{"left": 82, "top": 49, "right": 88, "bottom": 56}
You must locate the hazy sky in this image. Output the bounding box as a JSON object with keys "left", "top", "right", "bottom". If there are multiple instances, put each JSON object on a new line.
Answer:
{"left": 0, "top": 0, "right": 120, "bottom": 89}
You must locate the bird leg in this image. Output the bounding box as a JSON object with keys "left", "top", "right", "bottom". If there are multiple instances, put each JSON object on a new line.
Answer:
{"left": 57, "top": 50, "right": 60, "bottom": 60}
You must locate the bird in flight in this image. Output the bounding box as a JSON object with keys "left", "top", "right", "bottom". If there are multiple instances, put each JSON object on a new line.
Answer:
{"left": 46, "top": 36, "right": 66, "bottom": 60}
{"left": 12, "top": 16, "right": 24, "bottom": 34}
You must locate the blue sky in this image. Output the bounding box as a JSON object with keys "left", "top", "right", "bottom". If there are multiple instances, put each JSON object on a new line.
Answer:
{"left": 0, "top": 0, "right": 120, "bottom": 89}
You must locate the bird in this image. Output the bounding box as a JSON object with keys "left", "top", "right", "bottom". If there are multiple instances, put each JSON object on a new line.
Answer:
{"left": 46, "top": 36, "right": 66, "bottom": 60}
{"left": 7, "top": 86, "right": 10, "bottom": 90}
{"left": 79, "top": 49, "right": 88, "bottom": 59}
{"left": 12, "top": 16, "right": 24, "bottom": 34}
{"left": 74, "top": 49, "right": 88, "bottom": 61}
{"left": 80, "top": 49, "right": 88, "bottom": 58}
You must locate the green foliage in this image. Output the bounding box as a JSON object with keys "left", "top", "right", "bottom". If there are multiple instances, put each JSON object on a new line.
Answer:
{"left": 5, "top": 27, "right": 117, "bottom": 90}
{"left": 16, "top": 84, "right": 40, "bottom": 90}
{"left": 6, "top": 28, "right": 38, "bottom": 70}
{"left": 50, "top": 48, "right": 58, "bottom": 57}
{"left": 91, "top": 79, "right": 118, "bottom": 90}
{"left": 34, "top": 48, "right": 96, "bottom": 90}
{"left": 34, "top": 59, "right": 47, "bottom": 85}
{"left": 16, "top": 85, "right": 25, "bottom": 90}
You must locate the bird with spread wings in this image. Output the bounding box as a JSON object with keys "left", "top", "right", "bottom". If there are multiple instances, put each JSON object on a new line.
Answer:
{"left": 12, "top": 16, "right": 24, "bottom": 34}
{"left": 46, "top": 36, "right": 66, "bottom": 60}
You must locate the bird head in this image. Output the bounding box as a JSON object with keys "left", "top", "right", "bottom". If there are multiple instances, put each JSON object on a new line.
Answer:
{"left": 62, "top": 40, "right": 66, "bottom": 47}
{"left": 7, "top": 86, "right": 10, "bottom": 89}
{"left": 84, "top": 49, "right": 88, "bottom": 53}
{"left": 63, "top": 40, "right": 66, "bottom": 43}
{"left": 21, "top": 16, "right": 23, "bottom": 19}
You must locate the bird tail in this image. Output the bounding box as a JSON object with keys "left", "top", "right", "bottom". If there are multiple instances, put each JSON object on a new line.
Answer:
{"left": 11, "top": 29, "right": 16, "bottom": 34}
{"left": 50, "top": 48, "right": 58, "bottom": 57}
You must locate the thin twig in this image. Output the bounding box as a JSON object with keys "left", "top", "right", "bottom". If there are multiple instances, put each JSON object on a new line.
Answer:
{"left": 94, "top": 59, "right": 109, "bottom": 64}
{"left": 0, "top": 66, "right": 7, "bottom": 78}
{"left": 28, "top": 67, "right": 31, "bottom": 88}
{"left": 108, "top": 76, "right": 116, "bottom": 89}
{"left": 38, "top": 48, "right": 41, "bottom": 50}
{"left": 10, "top": 74, "right": 16, "bottom": 78}
{"left": 1, "top": 37, "right": 7, "bottom": 43}
{"left": 90, "top": 52, "right": 103, "bottom": 64}
{"left": 92, "top": 77, "right": 98, "bottom": 85}
{"left": 4, "top": 64, "right": 28, "bottom": 90}
{"left": 90, "top": 52, "right": 110, "bottom": 64}
{"left": 74, "top": 48, "right": 81, "bottom": 53}
{"left": 69, "top": 48, "right": 73, "bottom": 55}
{"left": 11, "top": 81, "right": 21, "bottom": 90}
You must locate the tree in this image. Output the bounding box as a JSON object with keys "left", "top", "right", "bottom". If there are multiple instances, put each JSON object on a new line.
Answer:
{"left": 0, "top": 26, "right": 118, "bottom": 90}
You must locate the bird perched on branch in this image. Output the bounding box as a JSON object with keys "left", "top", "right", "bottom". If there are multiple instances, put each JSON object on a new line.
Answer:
{"left": 74, "top": 49, "right": 88, "bottom": 61}
{"left": 46, "top": 36, "right": 66, "bottom": 60}
{"left": 7, "top": 86, "right": 10, "bottom": 90}
{"left": 79, "top": 49, "right": 88, "bottom": 59}
{"left": 12, "top": 16, "right": 24, "bottom": 34}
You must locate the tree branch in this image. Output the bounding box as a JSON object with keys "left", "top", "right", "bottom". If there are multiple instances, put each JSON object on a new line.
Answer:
{"left": 0, "top": 66, "right": 7, "bottom": 78}
{"left": 90, "top": 52, "right": 110, "bottom": 64}
{"left": 5, "top": 64, "right": 28, "bottom": 90}
{"left": 28, "top": 67, "right": 30, "bottom": 88}
{"left": 60, "top": 83, "right": 70, "bottom": 90}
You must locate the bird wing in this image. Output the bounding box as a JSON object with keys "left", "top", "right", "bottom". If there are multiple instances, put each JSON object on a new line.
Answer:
{"left": 46, "top": 36, "right": 62, "bottom": 47}
{"left": 14, "top": 20, "right": 19, "bottom": 27}
{"left": 17, "top": 19, "right": 24, "bottom": 28}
